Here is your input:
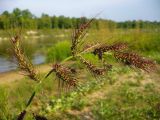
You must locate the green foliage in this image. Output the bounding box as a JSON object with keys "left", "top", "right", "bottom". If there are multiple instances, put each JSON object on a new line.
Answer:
{"left": 37, "top": 14, "right": 52, "bottom": 29}
{"left": 46, "top": 41, "right": 71, "bottom": 62}
{"left": 92, "top": 82, "right": 160, "bottom": 120}
{"left": 46, "top": 78, "right": 97, "bottom": 113}
{"left": 44, "top": 67, "right": 121, "bottom": 116}
{"left": 82, "top": 53, "right": 100, "bottom": 64}
{"left": 51, "top": 16, "right": 59, "bottom": 29}
{"left": 0, "top": 87, "right": 11, "bottom": 120}
{"left": 0, "top": 73, "right": 55, "bottom": 120}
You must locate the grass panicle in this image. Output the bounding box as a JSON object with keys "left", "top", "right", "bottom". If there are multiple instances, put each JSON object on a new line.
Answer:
{"left": 93, "top": 42, "right": 128, "bottom": 59}
{"left": 78, "top": 55, "right": 107, "bottom": 76}
{"left": 71, "top": 18, "right": 94, "bottom": 56}
{"left": 10, "top": 35, "right": 39, "bottom": 81}
{"left": 114, "top": 52, "right": 156, "bottom": 72}
{"left": 46, "top": 64, "right": 77, "bottom": 88}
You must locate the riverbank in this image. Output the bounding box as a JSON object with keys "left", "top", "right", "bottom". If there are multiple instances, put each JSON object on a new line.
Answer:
{"left": 0, "top": 64, "right": 51, "bottom": 84}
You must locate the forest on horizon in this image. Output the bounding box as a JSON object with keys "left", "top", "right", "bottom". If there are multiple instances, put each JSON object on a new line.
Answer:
{"left": 0, "top": 8, "right": 160, "bottom": 30}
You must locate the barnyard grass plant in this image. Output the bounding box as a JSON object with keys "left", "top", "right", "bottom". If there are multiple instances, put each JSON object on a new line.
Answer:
{"left": 9, "top": 17, "right": 156, "bottom": 120}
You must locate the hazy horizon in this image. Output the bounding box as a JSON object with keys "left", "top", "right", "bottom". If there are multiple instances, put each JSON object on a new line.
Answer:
{"left": 0, "top": 0, "right": 160, "bottom": 22}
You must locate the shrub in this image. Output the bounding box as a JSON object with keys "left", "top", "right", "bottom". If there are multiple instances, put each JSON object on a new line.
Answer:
{"left": 46, "top": 41, "right": 71, "bottom": 62}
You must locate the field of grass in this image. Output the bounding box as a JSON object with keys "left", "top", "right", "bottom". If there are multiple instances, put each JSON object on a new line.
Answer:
{"left": 0, "top": 28, "right": 160, "bottom": 62}
{"left": 0, "top": 28, "right": 160, "bottom": 120}
{"left": 0, "top": 65, "right": 160, "bottom": 119}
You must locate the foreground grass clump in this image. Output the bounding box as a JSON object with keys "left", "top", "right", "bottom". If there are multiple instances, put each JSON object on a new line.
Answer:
{"left": 0, "top": 74, "right": 56, "bottom": 120}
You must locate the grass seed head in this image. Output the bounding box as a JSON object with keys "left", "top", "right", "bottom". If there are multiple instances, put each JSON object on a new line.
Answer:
{"left": 47, "top": 63, "right": 77, "bottom": 87}
{"left": 10, "top": 35, "right": 39, "bottom": 81}
{"left": 17, "top": 110, "right": 26, "bottom": 120}
{"left": 71, "top": 18, "right": 94, "bottom": 56}
{"left": 93, "top": 42, "right": 128, "bottom": 60}
{"left": 78, "top": 55, "right": 107, "bottom": 75}
{"left": 114, "top": 52, "right": 156, "bottom": 72}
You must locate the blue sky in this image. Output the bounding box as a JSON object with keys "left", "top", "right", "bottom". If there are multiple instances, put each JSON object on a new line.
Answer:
{"left": 0, "top": 0, "right": 160, "bottom": 21}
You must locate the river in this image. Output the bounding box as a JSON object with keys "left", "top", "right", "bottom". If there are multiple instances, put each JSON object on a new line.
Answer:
{"left": 0, "top": 54, "right": 45, "bottom": 73}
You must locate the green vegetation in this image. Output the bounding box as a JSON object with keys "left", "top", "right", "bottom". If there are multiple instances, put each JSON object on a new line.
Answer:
{"left": 0, "top": 8, "right": 160, "bottom": 120}
{"left": 0, "top": 66, "right": 159, "bottom": 119}
{"left": 92, "top": 82, "right": 160, "bottom": 120}
{"left": 0, "top": 74, "right": 55, "bottom": 119}
{"left": 46, "top": 41, "right": 71, "bottom": 62}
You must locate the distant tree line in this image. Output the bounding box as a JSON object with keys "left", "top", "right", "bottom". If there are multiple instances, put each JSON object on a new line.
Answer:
{"left": 0, "top": 8, "right": 160, "bottom": 30}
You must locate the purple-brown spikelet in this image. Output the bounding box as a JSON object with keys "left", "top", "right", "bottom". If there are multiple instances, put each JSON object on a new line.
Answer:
{"left": 17, "top": 110, "right": 26, "bottom": 120}
{"left": 109, "top": 42, "right": 128, "bottom": 51}
{"left": 60, "top": 65, "right": 77, "bottom": 74}
{"left": 10, "top": 35, "right": 39, "bottom": 81}
{"left": 114, "top": 52, "right": 156, "bottom": 72}
{"left": 93, "top": 42, "right": 128, "bottom": 59}
{"left": 78, "top": 56, "right": 107, "bottom": 75}
{"left": 71, "top": 18, "right": 94, "bottom": 56}
{"left": 46, "top": 64, "right": 77, "bottom": 87}
{"left": 73, "top": 18, "right": 93, "bottom": 40}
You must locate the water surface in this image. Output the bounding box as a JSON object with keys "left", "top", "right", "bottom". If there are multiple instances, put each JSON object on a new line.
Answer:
{"left": 0, "top": 54, "right": 45, "bottom": 73}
